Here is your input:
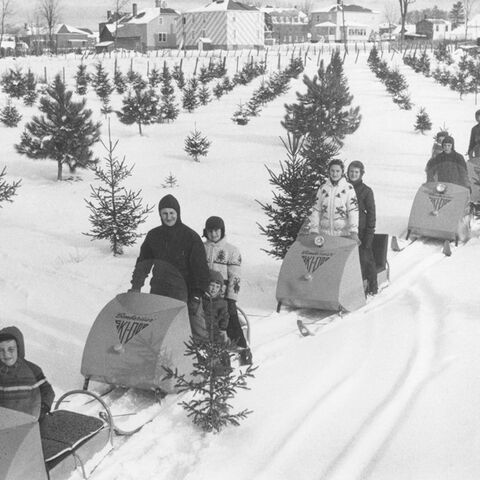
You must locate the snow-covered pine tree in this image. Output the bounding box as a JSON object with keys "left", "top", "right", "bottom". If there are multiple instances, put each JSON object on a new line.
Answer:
{"left": 160, "top": 61, "right": 172, "bottom": 85}
{"left": 198, "top": 65, "right": 212, "bottom": 85}
{"left": 84, "top": 123, "right": 153, "bottom": 255}
{"left": 414, "top": 107, "right": 433, "bottom": 134}
{"left": 393, "top": 91, "right": 413, "bottom": 110}
{"left": 172, "top": 65, "right": 185, "bottom": 89}
{"left": 148, "top": 66, "right": 162, "bottom": 88}
{"left": 232, "top": 102, "right": 250, "bottom": 125}
{"left": 114, "top": 68, "right": 128, "bottom": 94}
{"left": 0, "top": 166, "right": 21, "bottom": 206}
{"left": 91, "top": 62, "right": 114, "bottom": 115}
{"left": 158, "top": 73, "right": 178, "bottom": 123}
{"left": 75, "top": 62, "right": 89, "bottom": 95}
{"left": 162, "top": 320, "right": 255, "bottom": 433}
{"left": 246, "top": 96, "right": 261, "bottom": 117}
{"left": 16, "top": 74, "right": 101, "bottom": 181}
{"left": 221, "top": 75, "right": 234, "bottom": 92}
{"left": 23, "top": 70, "right": 38, "bottom": 106}
{"left": 162, "top": 172, "right": 178, "bottom": 188}
{"left": 384, "top": 68, "right": 408, "bottom": 96}
{"left": 184, "top": 126, "right": 211, "bottom": 161}
{"left": 450, "top": 70, "right": 470, "bottom": 99}
{"left": 257, "top": 134, "right": 318, "bottom": 259}
{"left": 198, "top": 84, "right": 211, "bottom": 105}
{"left": 182, "top": 78, "right": 199, "bottom": 112}
{"left": 284, "top": 56, "right": 304, "bottom": 79}
{"left": 0, "top": 100, "right": 22, "bottom": 127}
{"left": 1, "top": 67, "right": 27, "bottom": 99}
{"left": 117, "top": 88, "right": 159, "bottom": 135}
{"left": 212, "top": 81, "right": 224, "bottom": 99}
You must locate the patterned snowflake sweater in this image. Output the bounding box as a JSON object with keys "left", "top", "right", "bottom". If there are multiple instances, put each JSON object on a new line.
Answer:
{"left": 307, "top": 176, "right": 359, "bottom": 236}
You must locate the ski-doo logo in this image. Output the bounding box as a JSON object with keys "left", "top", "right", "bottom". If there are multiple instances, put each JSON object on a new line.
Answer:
{"left": 114, "top": 313, "right": 153, "bottom": 344}
{"left": 301, "top": 251, "right": 332, "bottom": 274}
{"left": 428, "top": 194, "right": 452, "bottom": 212}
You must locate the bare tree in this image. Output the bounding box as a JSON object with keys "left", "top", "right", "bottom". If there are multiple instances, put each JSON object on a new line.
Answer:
{"left": 37, "top": 0, "right": 61, "bottom": 52}
{"left": 112, "top": 0, "right": 130, "bottom": 49}
{"left": 464, "top": 0, "right": 479, "bottom": 40}
{"left": 384, "top": 0, "right": 398, "bottom": 40}
{"left": 0, "top": 0, "right": 13, "bottom": 47}
{"left": 398, "top": 0, "right": 415, "bottom": 42}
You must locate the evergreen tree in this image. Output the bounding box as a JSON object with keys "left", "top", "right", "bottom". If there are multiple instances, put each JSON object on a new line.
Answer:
{"left": 393, "top": 91, "right": 413, "bottom": 110}
{"left": 246, "top": 96, "right": 261, "bottom": 117}
{"left": 184, "top": 126, "right": 211, "bottom": 161}
{"left": 16, "top": 74, "right": 101, "bottom": 181}
{"left": 163, "top": 323, "right": 255, "bottom": 433}
{"left": 127, "top": 71, "right": 147, "bottom": 92}
{"left": 1, "top": 67, "right": 27, "bottom": 99}
{"left": 182, "top": 78, "right": 199, "bottom": 112}
{"left": 414, "top": 107, "right": 432, "bottom": 134}
{"left": 84, "top": 124, "right": 153, "bottom": 255}
{"left": 23, "top": 70, "right": 38, "bottom": 106}
{"left": 162, "top": 172, "right": 178, "bottom": 188}
{"left": 198, "top": 65, "right": 212, "bottom": 84}
{"left": 221, "top": 75, "right": 234, "bottom": 92}
{"left": 117, "top": 88, "right": 159, "bottom": 135}
{"left": 257, "top": 134, "right": 319, "bottom": 259}
{"left": 212, "top": 81, "right": 224, "bottom": 99}
{"left": 148, "top": 66, "right": 162, "bottom": 88}
{"left": 450, "top": 1, "right": 465, "bottom": 29}
{"left": 172, "top": 65, "right": 185, "bottom": 89}
{"left": 232, "top": 103, "right": 250, "bottom": 125}
{"left": 0, "top": 166, "right": 21, "bottom": 206}
{"left": 450, "top": 70, "right": 470, "bottom": 99}
{"left": 384, "top": 68, "right": 408, "bottom": 95}
{"left": 0, "top": 100, "right": 22, "bottom": 127}
{"left": 198, "top": 84, "right": 211, "bottom": 105}
{"left": 91, "top": 62, "right": 114, "bottom": 115}
{"left": 114, "top": 68, "right": 128, "bottom": 94}
{"left": 75, "top": 62, "right": 89, "bottom": 95}
{"left": 158, "top": 73, "right": 178, "bottom": 123}
{"left": 160, "top": 61, "right": 172, "bottom": 85}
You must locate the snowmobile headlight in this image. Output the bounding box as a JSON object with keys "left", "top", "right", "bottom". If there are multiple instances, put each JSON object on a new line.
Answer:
{"left": 113, "top": 344, "right": 125, "bottom": 354}
{"left": 314, "top": 235, "right": 325, "bottom": 247}
{"left": 431, "top": 210, "right": 439, "bottom": 216}
{"left": 304, "top": 273, "right": 313, "bottom": 281}
{"left": 435, "top": 183, "right": 447, "bottom": 194}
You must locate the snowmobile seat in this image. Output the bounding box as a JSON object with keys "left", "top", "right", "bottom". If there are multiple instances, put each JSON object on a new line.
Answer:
{"left": 372, "top": 233, "right": 390, "bottom": 285}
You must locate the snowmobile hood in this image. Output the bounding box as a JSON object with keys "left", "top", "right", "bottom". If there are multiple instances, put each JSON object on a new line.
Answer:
{"left": 0, "top": 326, "right": 25, "bottom": 359}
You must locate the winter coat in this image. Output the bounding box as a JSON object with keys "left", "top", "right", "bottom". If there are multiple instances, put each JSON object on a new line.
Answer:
{"left": 131, "top": 223, "right": 209, "bottom": 299}
{"left": 307, "top": 176, "right": 359, "bottom": 236}
{"left": 202, "top": 294, "right": 229, "bottom": 332}
{"left": 350, "top": 180, "right": 376, "bottom": 249}
{"left": 468, "top": 124, "right": 480, "bottom": 158}
{"left": 204, "top": 237, "right": 242, "bottom": 301}
{"left": 0, "top": 326, "right": 55, "bottom": 419}
{"left": 426, "top": 151, "right": 470, "bottom": 189}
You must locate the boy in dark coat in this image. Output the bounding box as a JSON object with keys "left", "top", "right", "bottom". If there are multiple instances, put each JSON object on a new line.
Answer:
{"left": 347, "top": 161, "right": 378, "bottom": 295}
{"left": 130, "top": 194, "right": 210, "bottom": 338}
{"left": 203, "top": 270, "right": 230, "bottom": 344}
{"left": 0, "top": 326, "right": 55, "bottom": 420}
{"left": 426, "top": 136, "right": 470, "bottom": 189}
{"left": 467, "top": 110, "right": 480, "bottom": 160}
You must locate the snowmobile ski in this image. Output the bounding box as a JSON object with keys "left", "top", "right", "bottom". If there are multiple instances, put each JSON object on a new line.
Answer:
{"left": 297, "top": 319, "right": 313, "bottom": 336}
{"left": 391, "top": 235, "right": 416, "bottom": 252}
{"left": 442, "top": 240, "right": 452, "bottom": 256}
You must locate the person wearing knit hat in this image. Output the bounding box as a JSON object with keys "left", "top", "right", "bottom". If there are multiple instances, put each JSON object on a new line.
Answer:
{"left": 202, "top": 270, "right": 230, "bottom": 345}
{"left": 130, "top": 194, "right": 210, "bottom": 339}
{"left": 468, "top": 110, "right": 480, "bottom": 159}
{"left": 203, "top": 216, "right": 252, "bottom": 365}
{"left": 347, "top": 161, "right": 378, "bottom": 295}
{"left": 425, "top": 135, "right": 470, "bottom": 189}
{"left": 0, "top": 326, "right": 55, "bottom": 421}
{"left": 431, "top": 130, "right": 449, "bottom": 160}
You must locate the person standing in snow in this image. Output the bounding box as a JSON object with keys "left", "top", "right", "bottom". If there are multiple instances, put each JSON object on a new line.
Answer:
{"left": 425, "top": 135, "right": 470, "bottom": 189}
{"left": 130, "top": 194, "right": 210, "bottom": 338}
{"left": 203, "top": 270, "right": 230, "bottom": 344}
{"left": 203, "top": 216, "right": 252, "bottom": 365}
{"left": 347, "top": 161, "right": 378, "bottom": 295}
{"left": 467, "top": 110, "right": 480, "bottom": 160}
{"left": 0, "top": 326, "right": 55, "bottom": 421}
{"left": 306, "top": 159, "right": 360, "bottom": 242}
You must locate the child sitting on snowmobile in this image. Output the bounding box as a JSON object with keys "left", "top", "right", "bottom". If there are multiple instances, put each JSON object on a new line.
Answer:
{"left": 202, "top": 270, "right": 230, "bottom": 344}
{"left": 0, "top": 326, "right": 55, "bottom": 421}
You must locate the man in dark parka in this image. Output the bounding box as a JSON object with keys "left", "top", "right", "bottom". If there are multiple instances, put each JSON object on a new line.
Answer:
{"left": 347, "top": 161, "right": 378, "bottom": 295}
{"left": 130, "top": 194, "right": 210, "bottom": 338}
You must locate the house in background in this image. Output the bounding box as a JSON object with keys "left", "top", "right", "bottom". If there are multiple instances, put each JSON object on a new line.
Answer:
{"left": 55, "top": 24, "right": 97, "bottom": 51}
{"left": 261, "top": 6, "right": 309, "bottom": 44}
{"left": 416, "top": 18, "right": 451, "bottom": 40}
{"left": 98, "top": 9, "right": 131, "bottom": 49}
{"left": 180, "top": 0, "right": 264, "bottom": 50}
{"left": 309, "top": 3, "right": 380, "bottom": 42}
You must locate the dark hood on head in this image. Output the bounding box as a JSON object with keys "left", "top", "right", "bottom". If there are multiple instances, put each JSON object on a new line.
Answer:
{"left": 158, "top": 194, "right": 182, "bottom": 224}
{"left": 0, "top": 326, "right": 25, "bottom": 359}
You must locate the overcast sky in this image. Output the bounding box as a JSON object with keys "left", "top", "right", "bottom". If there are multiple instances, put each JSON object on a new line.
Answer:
{"left": 9, "top": 0, "right": 465, "bottom": 30}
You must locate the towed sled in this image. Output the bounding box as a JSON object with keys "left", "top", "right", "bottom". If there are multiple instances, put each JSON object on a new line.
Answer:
{"left": 2, "top": 261, "right": 250, "bottom": 480}
{"left": 467, "top": 157, "right": 480, "bottom": 215}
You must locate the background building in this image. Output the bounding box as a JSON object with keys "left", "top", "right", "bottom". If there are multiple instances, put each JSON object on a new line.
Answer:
{"left": 262, "top": 6, "right": 309, "bottom": 44}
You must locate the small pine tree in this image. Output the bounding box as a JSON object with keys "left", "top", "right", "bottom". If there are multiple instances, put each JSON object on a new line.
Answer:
{"left": 184, "top": 126, "right": 211, "bottom": 162}
{"left": 91, "top": 62, "right": 114, "bottom": 115}
{"left": 393, "top": 91, "right": 413, "bottom": 110}
{"left": 246, "top": 96, "right": 261, "bottom": 117}
{"left": 148, "top": 66, "right": 162, "bottom": 88}
{"left": 0, "top": 100, "right": 22, "bottom": 127}
{"left": 198, "top": 84, "right": 211, "bottom": 105}
{"left": 75, "top": 63, "right": 89, "bottom": 95}
{"left": 162, "top": 323, "right": 255, "bottom": 433}
{"left": 212, "top": 82, "right": 224, "bottom": 99}
{"left": 414, "top": 107, "right": 432, "bottom": 134}
{"left": 23, "top": 71, "right": 38, "bottom": 106}
{"left": 16, "top": 74, "right": 101, "bottom": 181}
{"left": 172, "top": 65, "right": 185, "bottom": 89}
{"left": 0, "top": 166, "right": 21, "bottom": 206}
{"left": 117, "top": 88, "right": 159, "bottom": 135}
{"left": 450, "top": 70, "right": 470, "bottom": 99}
{"left": 162, "top": 172, "right": 178, "bottom": 188}
{"left": 158, "top": 73, "right": 179, "bottom": 123}
{"left": 198, "top": 65, "right": 212, "bottom": 85}
{"left": 114, "top": 69, "right": 128, "bottom": 94}
{"left": 1, "top": 67, "right": 27, "bottom": 99}
{"left": 182, "top": 79, "right": 199, "bottom": 112}
{"left": 84, "top": 124, "right": 153, "bottom": 255}
{"left": 232, "top": 103, "right": 250, "bottom": 125}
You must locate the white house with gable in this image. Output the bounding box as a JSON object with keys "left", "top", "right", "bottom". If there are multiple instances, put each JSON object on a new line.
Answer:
{"left": 179, "top": 0, "right": 264, "bottom": 50}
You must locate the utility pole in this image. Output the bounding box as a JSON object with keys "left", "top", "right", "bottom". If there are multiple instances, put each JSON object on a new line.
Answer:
{"left": 338, "top": 0, "right": 346, "bottom": 44}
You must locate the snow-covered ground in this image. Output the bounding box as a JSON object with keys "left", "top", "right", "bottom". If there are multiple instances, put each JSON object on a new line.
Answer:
{"left": 1, "top": 46, "right": 480, "bottom": 479}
